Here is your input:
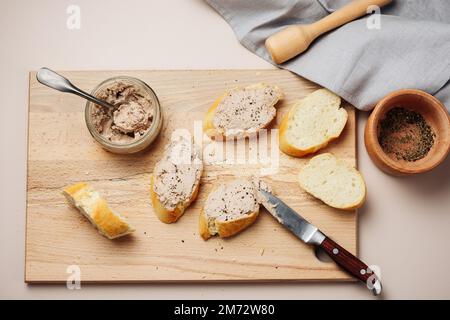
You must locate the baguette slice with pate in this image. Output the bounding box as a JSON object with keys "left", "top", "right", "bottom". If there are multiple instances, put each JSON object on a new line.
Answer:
{"left": 204, "top": 83, "right": 283, "bottom": 139}
{"left": 298, "top": 153, "right": 366, "bottom": 210}
{"left": 150, "top": 135, "right": 203, "bottom": 223}
{"left": 279, "top": 89, "right": 348, "bottom": 157}
{"left": 63, "top": 182, "right": 135, "bottom": 239}
{"left": 199, "top": 177, "right": 271, "bottom": 240}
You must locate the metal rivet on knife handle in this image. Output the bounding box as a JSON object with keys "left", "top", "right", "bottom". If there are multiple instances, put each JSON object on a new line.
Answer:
{"left": 319, "top": 236, "right": 382, "bottom": 296}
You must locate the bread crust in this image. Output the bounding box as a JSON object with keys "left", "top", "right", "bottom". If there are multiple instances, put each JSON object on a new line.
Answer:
{"left": 62, "top": 182, "right": 134, "bottom": 239}
{"left": 90, "top": 199, "right": 133, "bottom": 238}
{"left": 279, "top": 104, "right": 312, "bottom": 157}
{"left": 215, "top": 211, "right": 259, "bottom": 238}
{"left": 203, "top": 94, "right": 225, "bottom": 138}
{"left": 199, "top": 182, "right": 260, "bottom": 240}
{"left": 150, "top": 174, "right": 201, "bottom": 224}
{"left": 199, "top": 207, "right": 260, "bottom": 240}
{"left": 203, "top": 83, "right": 283, "bottom": 139}
{"left": 198, "top": 208, "right": 212, "bottom": 240}
{"left": 64, "top": 181, "right": 88, "bottom": 196}
{"left": 279, "top": 95, "right": 348, "bottom": 158}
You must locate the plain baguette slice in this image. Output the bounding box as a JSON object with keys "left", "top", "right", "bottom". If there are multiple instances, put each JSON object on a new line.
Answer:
{"left": 199, "top": 179, "right": 261, "bottom": 240}
{"left": 204, "top": 83, "right": 283, "bottom": 139}
{"left": 63, "top": 182, "right": 135, "bottom": 239}
{"left": 298, "top": 153, "right": 366, "bottom": 210}
{"left": 279, "top": 88, "right": 348, "bottom": 157}
{"left": 150, "top": 135, "right": 203, "bottom": 223}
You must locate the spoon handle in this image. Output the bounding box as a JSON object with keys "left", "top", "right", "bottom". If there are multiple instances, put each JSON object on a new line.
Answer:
{"left": 36, "top": 68, "right": 114, "bottom": 109}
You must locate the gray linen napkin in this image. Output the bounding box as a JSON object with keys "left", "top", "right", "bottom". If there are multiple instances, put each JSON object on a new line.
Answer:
{"left": 206, "top": 0, "right": 450, "bottom": 111}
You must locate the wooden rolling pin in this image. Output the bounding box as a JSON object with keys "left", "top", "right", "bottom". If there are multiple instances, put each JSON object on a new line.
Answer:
{"left": 265, "top": 0, "right": 392, "bottom": 64}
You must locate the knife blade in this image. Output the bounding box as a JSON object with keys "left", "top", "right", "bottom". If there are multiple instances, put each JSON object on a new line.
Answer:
{"left": 259, "top": 189, "right": 382, "bottom": 296}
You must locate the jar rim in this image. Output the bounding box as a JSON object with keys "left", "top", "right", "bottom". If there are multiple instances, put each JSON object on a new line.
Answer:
{"left": 84, "top": 76, "right": 162, "bottom": 150}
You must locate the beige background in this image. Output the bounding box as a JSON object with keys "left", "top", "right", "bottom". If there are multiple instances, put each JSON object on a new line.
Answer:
{"left": 1, "top": 0, "right": 449, "bottom": 299}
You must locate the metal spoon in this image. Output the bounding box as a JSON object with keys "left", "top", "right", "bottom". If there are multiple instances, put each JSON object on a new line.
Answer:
{"left": 36, "top": 67, "right": 115, "bottom": 110}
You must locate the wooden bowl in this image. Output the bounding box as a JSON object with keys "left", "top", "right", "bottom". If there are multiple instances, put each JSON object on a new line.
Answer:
{"left": 365, "top": 89, "right": 450, "bottom": 176}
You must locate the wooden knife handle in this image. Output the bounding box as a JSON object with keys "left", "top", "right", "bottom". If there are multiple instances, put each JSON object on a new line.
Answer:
{"left": 320, "top": 236, "right": 382, "bottom": 295}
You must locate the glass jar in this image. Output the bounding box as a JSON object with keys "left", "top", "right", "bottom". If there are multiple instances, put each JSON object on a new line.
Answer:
{"left": 85, "top": 76, "right": 162, "bottom": 154}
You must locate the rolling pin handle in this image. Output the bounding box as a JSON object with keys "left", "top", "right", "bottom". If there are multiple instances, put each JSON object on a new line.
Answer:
{"left": 265, "top": 0, "right": 393, "bottom": 64}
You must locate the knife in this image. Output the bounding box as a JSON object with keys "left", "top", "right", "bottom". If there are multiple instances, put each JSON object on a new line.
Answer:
{"left": 259, "top": 189, "right": 382, "bottom": 295}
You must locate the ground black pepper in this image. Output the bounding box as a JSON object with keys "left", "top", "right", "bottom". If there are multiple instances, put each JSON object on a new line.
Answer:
{"left": 378, "top": 107, "right": 435, "bottom": 162}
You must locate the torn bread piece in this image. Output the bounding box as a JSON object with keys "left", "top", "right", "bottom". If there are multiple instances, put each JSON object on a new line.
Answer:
{"left": 298, "top": 153, "right": 366, "bottom": 210}
{"left": 279, "top": 88, "right": 348, "bottom": 157}
{"left": 204, "top": 83, "right": 283, "bottom": 139}
{"left": 63, "top": 182, "right": 135, "bottom": 239}
{"left": 150, "top": 135, "right": 203, "bottom": 223}
{"left": 199, "top": 177, "right": 272, "bottom": 240}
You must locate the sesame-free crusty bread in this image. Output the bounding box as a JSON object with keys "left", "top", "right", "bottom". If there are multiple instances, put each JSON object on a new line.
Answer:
{"left": 279, "top": 89, "right": 348, "bottom": 157}
{"left": 150, "top": 135, "right": 203, "bottom": 223}
{"left": 204, "top": 83, "right": 283, "bottom": 139}
{"left": 298, "top": 153, "right": 366, "bottom": 210}
{"left": 199, "top": 178, "right": 266, "bottom": 240}
{"left": 63, "top": 182, "right": 135, "bottom": 239}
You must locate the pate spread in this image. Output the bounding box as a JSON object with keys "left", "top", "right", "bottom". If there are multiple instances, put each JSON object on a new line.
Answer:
{"left": 251, "top": 176, "right": 272, "bottom": 205}
{"left": 252, "top": 176, "right": 279, "bottom": 222}
{"left": 153, "top": 136, "right": 203, "bottom": 211}
{"left": 204, "top": 179, "right": 263, "bottom": 234}
{"left": 91, "top": 81, "right": 154, "bottom": 144}
{"left": 212, "top": 84, "right": 281, "bottom": 137}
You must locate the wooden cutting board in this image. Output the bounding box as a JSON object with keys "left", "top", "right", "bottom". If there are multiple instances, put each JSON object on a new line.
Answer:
{"left": 25, "top": 70, "right": 357, "bottom": 283}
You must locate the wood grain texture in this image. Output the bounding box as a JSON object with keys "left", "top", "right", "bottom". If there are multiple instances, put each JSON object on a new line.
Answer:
{"left": 26, "top": 70, "right": 357, "bottom": 283}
